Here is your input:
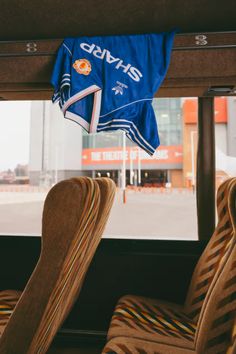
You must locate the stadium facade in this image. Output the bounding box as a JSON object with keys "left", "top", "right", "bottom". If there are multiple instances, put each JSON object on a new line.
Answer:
{"left": 29, "top": 97, "right": 236, "bottom": 188}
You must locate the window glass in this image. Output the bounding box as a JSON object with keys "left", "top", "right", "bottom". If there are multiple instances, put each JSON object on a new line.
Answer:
{"left": 0, "top": 98, "right": 200, "bottom": 240}
{"left": 215, "top": 97, "right": 236, "bottom": 188}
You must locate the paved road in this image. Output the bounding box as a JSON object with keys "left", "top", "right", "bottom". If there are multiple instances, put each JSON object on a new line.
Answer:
{"left": 106, "top": 189, "right": 198, "bottom": 239}
{"left": 0, "top": 189, "right": 198, "bottom": 240}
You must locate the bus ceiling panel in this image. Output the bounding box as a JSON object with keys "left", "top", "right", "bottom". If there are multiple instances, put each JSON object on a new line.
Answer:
{"left": 0, "top": 51, "right": 235, "bottom": 88}
{"left": 168, "top": 49, "right": 236, "bottom": 79}
{"left": 1, "top": 85, "right": 235, "bottom": 101}
{"left": 1, "top": 51, "right": 235, "bottom": 83}
{"left": 0, "top": 90, "right": 52, "bottom": 101}
{"left": 0, "top": 0, "right": 235, "bottom": 40}
{"left": 0, "top": 88, "right": 206, "bottom": 100}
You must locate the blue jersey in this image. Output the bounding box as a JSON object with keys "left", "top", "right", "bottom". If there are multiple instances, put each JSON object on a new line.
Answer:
{"left": 51, "top": 32, "right": 175, "bottom": 155}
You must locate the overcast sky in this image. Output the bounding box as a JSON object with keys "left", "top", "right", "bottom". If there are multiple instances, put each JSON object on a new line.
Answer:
{"left": 0, "top": 101, "right": 31, "bottom": 171}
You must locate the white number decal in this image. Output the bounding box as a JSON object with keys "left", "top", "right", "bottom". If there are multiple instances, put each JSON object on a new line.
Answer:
{"left": 195, "top": 35, "right": 208, "bottom": 46}
{"left": 26, "top": 42, "right": 37, "bottom": 53}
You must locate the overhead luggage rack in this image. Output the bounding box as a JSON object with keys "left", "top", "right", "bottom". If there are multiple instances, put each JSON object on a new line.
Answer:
{"left": 0, "top": 32, "right": 235, "bottom": 99}
{"left": 0, "top": 31, "right": 236, "bottom": 57}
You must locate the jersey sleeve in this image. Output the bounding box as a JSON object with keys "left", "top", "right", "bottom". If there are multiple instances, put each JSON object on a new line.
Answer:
{"left": 51, "top": 41, "right": 72, "bottom": 107}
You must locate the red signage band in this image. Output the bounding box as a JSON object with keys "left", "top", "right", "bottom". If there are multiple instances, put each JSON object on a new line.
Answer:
{"left": 82, "top": 145, "right": 183, "bottom": 165}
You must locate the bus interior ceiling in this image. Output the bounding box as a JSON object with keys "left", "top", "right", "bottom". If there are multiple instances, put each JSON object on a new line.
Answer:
{"left": 0, "top": 0, "right": 236, "bottom": 352}
{"left": 0, "top": 0, "right": 236, "bottom": 99}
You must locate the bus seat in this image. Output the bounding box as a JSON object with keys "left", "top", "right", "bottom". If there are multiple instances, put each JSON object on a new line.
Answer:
{"left": 195, "top": 177, "right": 236, "bottom": 353}
{"left": 103, "top": 336, "right": 196, "bottom": 354}
{"left": 102, "top": 177, "right": 236, "bottom": 353}
{"left": 0, "top": 290, "right": 22, "bottom": 337}
{"left": 0, "top": 177, "right": 115, "bottom": 354}
{"left": 227, "top": 319, "right": 236, "bottom": 354}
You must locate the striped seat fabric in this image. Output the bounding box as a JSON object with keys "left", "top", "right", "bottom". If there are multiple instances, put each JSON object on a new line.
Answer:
{"left": 103, "top": 178, "right": 236, "bottom": 354}
{"left": 195, "top": 178, "right": 236, "bottom": 353}
{"left": 110, "top": 295, "right": 196, "bottom": 348}
{"left": 103, "top": 336, "right": 195, "bottom": 354}
{"left": 184, "top": 177, "right": 235, "bottom": 321}
{"left": 227, "top": 319, "right": 236, "bottom": 354}
{"left": 0, "top": 177, "right": 115, "bottom": 354}
{"left": 195, "top": 244, "right": 236, "bottom": 353}
{"left": 0, "top": 290, "right": 21, "bottom": 337}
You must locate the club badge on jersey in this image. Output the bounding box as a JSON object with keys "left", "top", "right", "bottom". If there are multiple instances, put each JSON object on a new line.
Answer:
{"left": 51, "top": 32, "right": 175, "bottom": 155}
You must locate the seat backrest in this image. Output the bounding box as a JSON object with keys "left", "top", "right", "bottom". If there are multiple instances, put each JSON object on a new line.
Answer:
{"left": 70, "top": 177, "right": 116, "bottom": 287}
{"left": 195, "top": 178, "right": 236, "bottom": 353}
{"left": 226, "top": 319, "right": 236, "bottom": 354}
{"left": 0, "top": 177, "right": 115, "bottom": 354}
{"left": 184, "top": 178, "right": 235, "bottom": 322}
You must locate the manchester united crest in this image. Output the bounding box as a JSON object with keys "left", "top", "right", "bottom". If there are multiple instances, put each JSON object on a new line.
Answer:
{"left": 73, "top": 59, "right": 92, "bottom": 75}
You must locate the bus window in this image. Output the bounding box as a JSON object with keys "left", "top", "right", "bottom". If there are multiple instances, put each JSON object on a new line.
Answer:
{"left": 215, "top": 97, "right": 236, "bottom": 223}
{"left": 215, "top": 97, "right": 236, "bottom": 185}
{"left": 0, "top": 98, "right": 200, "bottom": 239}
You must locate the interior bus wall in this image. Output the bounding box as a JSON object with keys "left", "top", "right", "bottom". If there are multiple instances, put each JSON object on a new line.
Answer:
{"left": 0, "top": 236, "right": 206, "bottom": 334}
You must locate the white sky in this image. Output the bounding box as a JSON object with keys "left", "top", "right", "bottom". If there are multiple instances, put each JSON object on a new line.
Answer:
{"left": 0, "top": 101, "right": 31, "bottom": 171}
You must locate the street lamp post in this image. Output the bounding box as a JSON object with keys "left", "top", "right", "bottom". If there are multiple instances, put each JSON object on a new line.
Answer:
{"left": 130, "top": 149, "right": 134, "bottom": 185}
{"left": 190, "top": 130, "right": 197, "bottom": 192}
{"left": 138, "top": 147, "right": 142, "bottom": 185}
